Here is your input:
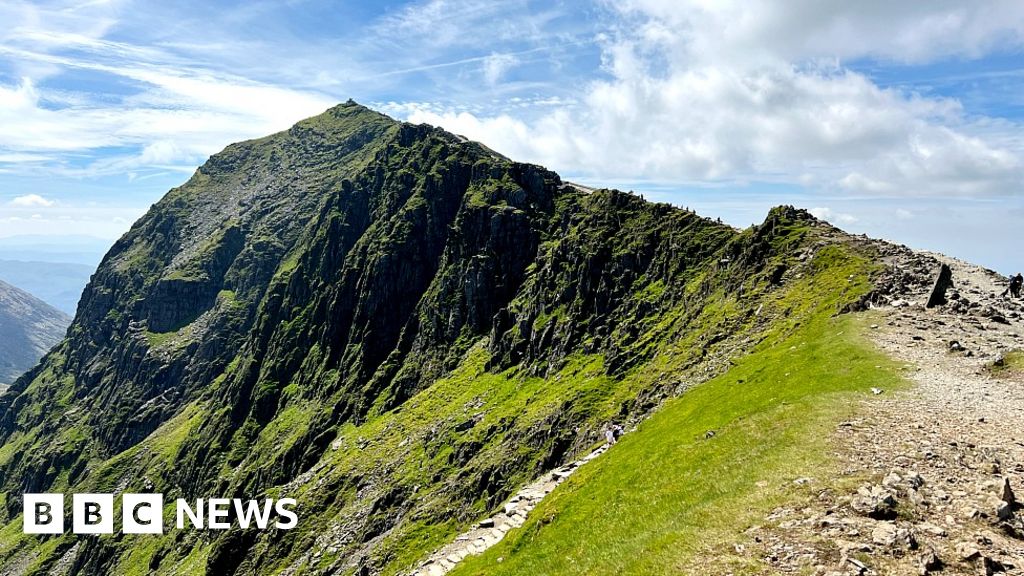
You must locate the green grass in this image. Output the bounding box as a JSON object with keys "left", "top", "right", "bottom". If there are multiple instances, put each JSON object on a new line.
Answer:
{"left": 989, "top": 349, "right": 1024, "bottom": 376}
{"left": 449, "top": 271, "right": 904, "bottom": 576}
{"left": 144, "top": 329, "right": 178, "bottom": 348}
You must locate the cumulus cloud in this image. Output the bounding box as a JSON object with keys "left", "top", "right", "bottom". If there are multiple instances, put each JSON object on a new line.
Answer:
{"left": 10, "top": 194, "right": 55, "bottom": 207}
{"left": 809, "top": 206, "right": 858, "bottom": 224}
{"left": 404, "top": 1, "right": 1024, "bottom": 197}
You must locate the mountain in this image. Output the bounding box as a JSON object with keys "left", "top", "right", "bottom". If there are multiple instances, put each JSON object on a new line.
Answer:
{"left": 0, "top": 236, "right": 111, "bottom": 267}
{"left": 0, "top": 260, "right": 96, "bottom": 315}
{"left": 0, "top": 102, "right": 920, "bottom": 575}
{"left": 0, "top": 280, "right": 70, "bottom": 386}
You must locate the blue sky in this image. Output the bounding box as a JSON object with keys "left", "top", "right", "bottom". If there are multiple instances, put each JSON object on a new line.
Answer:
{"left": 0, "top": 0, "right": 1022, "bottom": 273}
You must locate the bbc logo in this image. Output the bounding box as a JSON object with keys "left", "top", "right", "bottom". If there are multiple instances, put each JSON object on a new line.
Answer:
{"left": 23, "top": 493, "right": 298, "bottom": 534}
{"left": 24, "top": 493, "right": 164, "bottom": 534}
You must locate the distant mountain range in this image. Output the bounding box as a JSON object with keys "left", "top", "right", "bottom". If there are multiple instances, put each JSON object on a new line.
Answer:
{"left": 0, "top": 235, "right": 111, "bottom": 266}
{"left": 0, "top": 235, "right": 107, "bottom": 315}
{"left": 0, "top": 260, "right": 95, "bottom": 315}
{"left": 0, "top": 279, "right": 70, "bottom": 386}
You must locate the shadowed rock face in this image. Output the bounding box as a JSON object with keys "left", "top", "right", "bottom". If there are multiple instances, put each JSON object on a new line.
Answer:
{"left": 0, "top": 102, "right": 852, "bottom": 575}
{"left": 0, "top": 279, "right": 69, "bottom": 385}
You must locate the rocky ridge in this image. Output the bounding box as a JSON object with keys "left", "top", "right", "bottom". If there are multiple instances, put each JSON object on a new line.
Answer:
{"left": 0, "top": 103, "right": 847, "bottom": 575}
{"left": 717, "top": 247, "right": 1024, "bottom": 575}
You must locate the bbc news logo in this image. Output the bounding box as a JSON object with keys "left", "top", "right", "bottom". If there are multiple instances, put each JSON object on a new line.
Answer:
{"left": 23, "top": 494, "right": 298, "bottom": 534}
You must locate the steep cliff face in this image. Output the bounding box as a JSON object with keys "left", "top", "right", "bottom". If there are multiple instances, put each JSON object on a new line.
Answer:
{"left": 0, "top": 280, "right": 69, "bottom": 385}
{"left": 0, "top": 103, "right": 877, "bottom": 576}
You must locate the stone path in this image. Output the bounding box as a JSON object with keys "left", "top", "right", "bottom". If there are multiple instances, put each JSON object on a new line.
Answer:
{"left": 408, "top": 443, "right": 611, "bottom": 575}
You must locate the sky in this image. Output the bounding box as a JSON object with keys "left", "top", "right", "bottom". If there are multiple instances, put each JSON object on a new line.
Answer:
{"left": 0, "top": 0, "right": 1022, "bottom": 272}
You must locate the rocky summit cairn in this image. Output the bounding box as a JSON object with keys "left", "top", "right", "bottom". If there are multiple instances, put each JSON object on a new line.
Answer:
{"left": 926, "top": 263, "right": 954, "bottom": 308}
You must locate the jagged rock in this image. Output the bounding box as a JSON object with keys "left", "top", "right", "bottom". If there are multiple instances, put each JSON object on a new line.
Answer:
{"left": 852, "top": 486, "right": 899, "bottom": 520}
{"left": 982, "top": 555, "right": 1010, "bottom": 575}
{"left": 872, "top": 522, "right": 898, "bottom": 546}
{"left": 918, "top": 547, "right": 942, "bottom": 575}
{"left": 956, "top": 542, "right": 981, "bottom": 561}
{"left": 2, "top": 101, "right": 1006, "bottom": 575}
{"left": 926, "top": 264, "right": 954, "bottom": 308}
{"left": 1001, "top": 478, "right": 1016, "bottom": 506}
{"left": 996, "top": 501, "right": 1013, "bottom": 521}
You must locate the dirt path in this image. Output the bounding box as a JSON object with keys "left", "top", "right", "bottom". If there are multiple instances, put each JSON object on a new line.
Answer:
{"left": 746, "top": 252, "right": 1024, "bottom": 575}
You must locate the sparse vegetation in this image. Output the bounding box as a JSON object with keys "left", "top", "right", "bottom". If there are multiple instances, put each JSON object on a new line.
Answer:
{"left": 988, "top": 349, "right": 1024, "bottom": 377}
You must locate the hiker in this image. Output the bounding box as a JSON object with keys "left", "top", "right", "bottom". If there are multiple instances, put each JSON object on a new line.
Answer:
{"left": 604, "top": 424, "right": 623, "bottom": 445}
{"left": 1011, "top": 273, "right": 1023, "bottom": 298}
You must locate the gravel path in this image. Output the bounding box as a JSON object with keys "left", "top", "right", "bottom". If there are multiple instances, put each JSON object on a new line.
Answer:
{"left": 747, "top": 251, "right": 1024, "bottom": 575}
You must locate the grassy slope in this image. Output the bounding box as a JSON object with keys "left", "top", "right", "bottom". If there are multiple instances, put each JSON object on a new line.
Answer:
{"left": 449, "top": 246, "right": 905, "bottom": 576}
{"left": 0, "top": 213, "right": 891, "bottom": 575}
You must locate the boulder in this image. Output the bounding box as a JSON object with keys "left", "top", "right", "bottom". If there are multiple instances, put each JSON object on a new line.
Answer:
{"left": 918, "top": 548, "right": 942, "bottom": 575}
{"left": 852, "top": 486, "right": 899, "bottom": 520}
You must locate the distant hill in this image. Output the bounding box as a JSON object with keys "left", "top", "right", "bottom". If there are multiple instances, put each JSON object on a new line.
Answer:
{"left": 0, "top": 279, "right": 70, "bottom": 386}
{"left": 0, "top": 235, "right": 111, "bottom": 266}
{"left": 0, "top": 259, "right": 95, "bottom": 314}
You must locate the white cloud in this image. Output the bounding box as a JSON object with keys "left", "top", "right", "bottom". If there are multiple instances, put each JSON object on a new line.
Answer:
{"left": 10, "top": 194, "right": 55, "bottom": 207}
{"left": 809, "top": 206, "right": 857, "bottom": 224}
{"left": 0, "top": 0, "right": 338, "bottom": 177}
{"left": 0, "top": 65, "right": 336, "bottom": 176}
{"left": 610, "top": 0, "right": 1024, "bottom": 66}
{"left": 402, "top": 2, "right": 1024, "bottom": 197}
{"left": 482, "top": 53, "right": 519, "bottom": 85}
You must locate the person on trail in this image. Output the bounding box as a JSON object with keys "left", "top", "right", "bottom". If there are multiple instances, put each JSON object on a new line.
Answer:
{"left": 1011, "top": 273, "right": 1023, "bottom": 298}
{"left": 604, "top": 424, "right": 623, "bottom": 444}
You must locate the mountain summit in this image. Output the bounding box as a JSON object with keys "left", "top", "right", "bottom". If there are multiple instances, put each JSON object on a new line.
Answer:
{"left": 0, "top": 102, "right": 977, "bottom": 575}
